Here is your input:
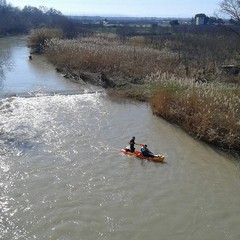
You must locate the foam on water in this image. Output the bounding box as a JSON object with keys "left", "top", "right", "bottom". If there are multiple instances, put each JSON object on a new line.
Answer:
{"left": 0, "top": 92, "right": 103, "bottom": 155}
{"left": 0, "top": 92, "right": 106, "bottom": 239}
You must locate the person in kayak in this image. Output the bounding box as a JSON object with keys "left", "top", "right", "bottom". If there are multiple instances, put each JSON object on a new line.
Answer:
{"left": 141, "top": 144, "right": 155, "bottom": 158}
{"left": 127, "top": 136, "right": 138, "bottom": 153}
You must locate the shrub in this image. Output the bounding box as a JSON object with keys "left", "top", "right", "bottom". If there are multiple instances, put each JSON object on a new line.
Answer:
{"left": 28, "top": 28, "right": 64, "bottom": 54}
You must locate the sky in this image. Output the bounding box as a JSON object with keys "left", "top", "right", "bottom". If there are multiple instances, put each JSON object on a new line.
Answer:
{"left": 8, "top": 0, "right": 222, "bottom": 18}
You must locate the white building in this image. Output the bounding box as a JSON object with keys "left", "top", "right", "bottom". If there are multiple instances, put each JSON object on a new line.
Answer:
{"left": 195, "top": 13, "right": 207, "bottom": 25}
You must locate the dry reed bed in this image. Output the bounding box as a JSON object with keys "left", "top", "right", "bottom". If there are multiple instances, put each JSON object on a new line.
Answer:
{"left": 148, "top": 72, "right": 240, "bottom": 152}
{"left": 45, "top": 34, "right": 179, "bottom": 78}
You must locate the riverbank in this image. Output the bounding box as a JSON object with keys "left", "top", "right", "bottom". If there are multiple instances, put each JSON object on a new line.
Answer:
{"left": 41, "top": 34, "right": 240, "bottom": 156}
{"left": 108, "top": 75, "right": 240, "bottom": 156}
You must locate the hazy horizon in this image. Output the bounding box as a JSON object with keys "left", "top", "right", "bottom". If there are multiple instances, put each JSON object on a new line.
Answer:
{"left": 8, "top": 0, "right": 221, "bottom": 18}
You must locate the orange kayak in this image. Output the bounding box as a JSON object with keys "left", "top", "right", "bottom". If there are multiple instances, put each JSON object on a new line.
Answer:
{"left": 120, "top": 149, "right": 165, "bottom": 162}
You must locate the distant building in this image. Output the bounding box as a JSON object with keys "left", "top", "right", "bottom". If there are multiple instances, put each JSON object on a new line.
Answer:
{"left": 195, "top": 13, "right": 207, "bottom": 25}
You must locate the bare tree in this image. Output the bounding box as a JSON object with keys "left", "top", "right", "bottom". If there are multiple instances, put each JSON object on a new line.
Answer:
{"left": 220, "top": 0, "right": 240, "bottom": 22}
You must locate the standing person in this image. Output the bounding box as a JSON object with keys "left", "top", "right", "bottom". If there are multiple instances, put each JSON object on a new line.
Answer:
{"left": 129, "top": 136, "right": 137, "bottom": 153}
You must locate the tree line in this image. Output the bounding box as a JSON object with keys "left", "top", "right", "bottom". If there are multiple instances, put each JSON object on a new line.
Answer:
{"left": 1, "top": 0, "right": 240, "bottom": 38}
{"left": 0, "top": 1, "right": 87, "bottom": 38}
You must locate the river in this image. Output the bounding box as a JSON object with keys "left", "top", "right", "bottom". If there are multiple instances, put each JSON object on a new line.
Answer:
{"left": 0, "top": 36, "right": 240, "bottom": 240}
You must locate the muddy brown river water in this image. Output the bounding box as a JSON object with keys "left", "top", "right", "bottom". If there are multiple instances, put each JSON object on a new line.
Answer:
{"left": 0, "top": 36, "right": 239, "bottom": 240}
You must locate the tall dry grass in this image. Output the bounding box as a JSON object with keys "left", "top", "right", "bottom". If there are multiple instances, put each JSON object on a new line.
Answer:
{"left": 45, "top": 34, "right": 179, "bottom": 78}
{"left": 149, "top": 72, "right": 240, "bottom": 152}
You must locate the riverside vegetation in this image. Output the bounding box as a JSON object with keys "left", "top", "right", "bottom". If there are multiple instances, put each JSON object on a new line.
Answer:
{"left": 28, "top": 27, "right": 240, "bottom": 155}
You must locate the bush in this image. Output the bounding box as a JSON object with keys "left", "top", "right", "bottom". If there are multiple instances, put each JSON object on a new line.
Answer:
{"left": 28, "top": 28, "right": 64, "bottom": 54}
